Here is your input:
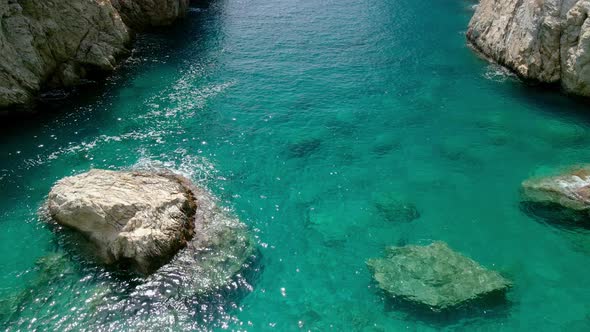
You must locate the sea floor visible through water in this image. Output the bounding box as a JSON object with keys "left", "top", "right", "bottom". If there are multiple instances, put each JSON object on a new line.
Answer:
{"left": 2, "top": 0, "right": 590, "bottom": 331}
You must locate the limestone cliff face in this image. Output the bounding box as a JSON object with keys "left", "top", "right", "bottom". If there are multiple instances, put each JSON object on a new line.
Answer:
{"left": 0, "top": 0, "right": 189, "bottom": 109}
{"left": 467, "top": 0, "right": 590, "bottom": 96}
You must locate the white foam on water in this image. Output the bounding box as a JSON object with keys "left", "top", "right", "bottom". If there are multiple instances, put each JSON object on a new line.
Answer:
{"left": 18, "top": 130, "right": 167, "bottom": 171}
{"left": 483, "top": 64, "right": 515, "bottom": 83}
{"left": 139, "top": 65, "right": 236, "bottom": 120}
{"left": 131, "top": 149, "right": 218, "bottom": 185}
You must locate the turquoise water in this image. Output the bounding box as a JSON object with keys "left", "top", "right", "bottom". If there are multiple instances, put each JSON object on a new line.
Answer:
{"left": 2, "top": 0, "right": 590, "bottom": 330}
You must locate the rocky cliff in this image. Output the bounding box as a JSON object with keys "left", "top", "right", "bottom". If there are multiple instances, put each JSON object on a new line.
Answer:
{"left": 0, "top": 0, "right": 189, "bottom": 109}
{"left": 467, "top": 0, "right": 590, "bottom": 96}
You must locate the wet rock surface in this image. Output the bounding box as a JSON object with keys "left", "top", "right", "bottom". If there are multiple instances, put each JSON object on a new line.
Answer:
{"left": 367, "top": 242, "right": 511, "bottom": 312}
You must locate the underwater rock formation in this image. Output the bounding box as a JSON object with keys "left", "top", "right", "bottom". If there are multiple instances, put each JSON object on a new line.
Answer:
{"left": 0, "top": 0, "right": 188, "bottom": 109}
{"left": 467, "top": 0, "right": 590, "bottom": 96}
{"left": 0, "top": 253, "right": 74, "bottom": 323}
{"left": 367, "top": 242, "right": 511, "bottom": 311}
{"left": 373, "top": 192, "right": 420, "bottom": 223}
{"left": 48, "top": 169, "right": 196, "bottom": 274}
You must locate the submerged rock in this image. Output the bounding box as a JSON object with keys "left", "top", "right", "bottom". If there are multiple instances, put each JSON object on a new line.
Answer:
{"left": 367, "top": 242, "right": 511, "bottom": 312}
{"left": 373, "top": 192, "right": 420, "bottom": 223}
{"left": 287, "top": 138, "right": 322, "bottom": 159}
{"left": 0, "top": 253, "right": 74, "bottom": 323}
{"left": 467, "top": 0, "right": 590, "bottom": 97}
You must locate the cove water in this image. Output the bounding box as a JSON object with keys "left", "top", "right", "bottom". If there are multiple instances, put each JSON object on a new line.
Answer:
{"left": 2, "top": 0, "right": 590, "bottom": 330}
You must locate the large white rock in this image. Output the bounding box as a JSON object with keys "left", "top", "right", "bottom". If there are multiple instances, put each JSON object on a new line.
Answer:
{"left": 467, "top": 0, "right": 590, "bottom": 97}
{"left": 38, "top": 175, "right": 257, "bottom": 328}
{"left": 47, "top": 169, "right": 196, "bottom": 274}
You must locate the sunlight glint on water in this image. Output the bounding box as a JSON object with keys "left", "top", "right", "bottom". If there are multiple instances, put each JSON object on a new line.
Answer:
{"left": 2, "top": 0, "right": 590, "bottom": 330}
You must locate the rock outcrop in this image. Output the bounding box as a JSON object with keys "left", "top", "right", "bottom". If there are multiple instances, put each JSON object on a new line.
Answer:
{"left": 46, "top": 168, "right": 256, "bottom": 299}
{"left": 47, "top": 169, "right": 196, "bottom": 274}
{"left": 27, "top": 171, "right": 257, "bottom": 329}
{"left": 467, "top": 0, "right": 590, "bottom": 96}
{"left": 367, "top": 242, "right": 511, "bottom": 311}
{"left": 521, "top": 166, "right": 590, "bottom": 224}
{"left": 0, "top": 0, "right": 188, "bottom": 109}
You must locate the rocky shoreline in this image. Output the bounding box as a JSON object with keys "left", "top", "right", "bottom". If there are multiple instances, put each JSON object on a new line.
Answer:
{"left": 0, "top": 0, "right": 190, "bottom": 109}
{"left": 467, "top": 0, "right": 590, "bottom": 97}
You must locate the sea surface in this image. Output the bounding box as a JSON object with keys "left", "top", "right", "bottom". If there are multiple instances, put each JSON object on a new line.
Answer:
{"left": 2, "top": 0, "right": 590, "bottom": 330}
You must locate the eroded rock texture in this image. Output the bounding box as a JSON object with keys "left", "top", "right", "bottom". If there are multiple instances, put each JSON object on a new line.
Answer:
{"left": 467, "top": 0, "right": 590, "bottom": 96}
{"left": 367, "top": 242, "right": 511, "bottom": 311}
{"left": 47, "top": 169, "right": 196, "bottom": 274}
{"left": 0, "top": 0, "right": 188, "bottom": 109}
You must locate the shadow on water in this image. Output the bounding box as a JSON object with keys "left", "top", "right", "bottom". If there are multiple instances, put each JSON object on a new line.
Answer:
{"left": 519, "top": 201, "right": 590, "bottom": 232}
{"left": 379, "top": 287, "right": 512, "bottom": 329}
{"left": 519, "top": 201, "right": 590, "bottom": 257}
{"left": 508, "top": 81, "right": 590, "bottom": 124}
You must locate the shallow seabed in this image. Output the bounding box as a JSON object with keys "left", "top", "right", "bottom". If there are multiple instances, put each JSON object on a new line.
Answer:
{"left": 2, "top": 0, "right": 590, "bottom": 330}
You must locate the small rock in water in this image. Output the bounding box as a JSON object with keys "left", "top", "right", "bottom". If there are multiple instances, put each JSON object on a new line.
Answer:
{"left": 521, "top": 166, "right": 590, "bottom": 225}
{"left": 367, "top": 242, "right": 511, "bottom": 312}
{"left": 373, "top": 192, "right": 420, "bottom": 223}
